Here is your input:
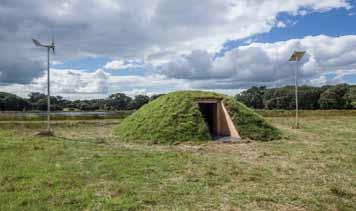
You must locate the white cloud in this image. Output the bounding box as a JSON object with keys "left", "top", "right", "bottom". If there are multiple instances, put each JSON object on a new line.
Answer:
{"left": 108, "top": 74, "right": 189, "bottom": 93}
{"left": 0, "top": 69, "right": 189, "bottom": 99}
{"left": 104, "top": 59, "right": 144, "bottom": 70}
{"left": 94, "top": 0, "right": 121, "bottom": 11}
{"left": 29, "top": 68, "right": 110, "bottom": 95}
{"left": 0, "top": 0, "right": 354, "bottom": 98}
{"left": 276, "top": 21, "right": 287, "bottom": 28}
{"left": 52, "top": 60, "right": 63, "bottom": 65}
{"left": 2, "top": 35, "right": 356, "bottom": 99}
{"left": 104, "top": 60, "right": 125, "bottom": 69}
{"left": 0, "top": 0, "right": 350, "bottom": 83}
{"left": 161, "top": 35, "right": 356, "bottom": 88}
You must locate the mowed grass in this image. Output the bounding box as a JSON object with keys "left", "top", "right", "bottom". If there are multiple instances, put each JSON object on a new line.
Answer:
{"left": 0, "top": 111, "right": 356, "bottom": 210}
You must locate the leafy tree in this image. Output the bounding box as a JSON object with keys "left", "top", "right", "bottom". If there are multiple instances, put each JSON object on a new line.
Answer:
{"left": 350, "top": 85, "right": 356, "bottom": 108}
{"left": 150, "top": 94, "right": 165, "bottom": 101}
{"left": 296, "top": 86, "right": 322, "bottom": 109}
{"left": 319, "top": 84, "right": 352, "bottom": 109}
{"left": 28, "top": 92, "right": 65, "bottom": 111}
{"left": 1, "top": 84, "right": 354, "bottom": 111}
{"left": 28, "top": 92, "right": 46, "bottom": 104}
{"left": 262, "top": 86, "right": 322, "bottom": 109}
{"left": 129, "top": 95, "right": 150, "bottom": 110}
{"left": 236, "top": 86, "right": 266, "bottom": 109}
{"left": 35, "top": 98, "right": 48, "bottom": 110}
{"left": 108, "top": 93, "right": 132, "bottom": 110}
{"left": 0, "top": 92, "right": 30, "bottom": 111}
{"left": 263, "top": 86, "right": 295, "bottom": 109}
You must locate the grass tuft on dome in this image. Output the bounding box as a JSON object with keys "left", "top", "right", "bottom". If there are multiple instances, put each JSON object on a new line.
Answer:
{"left": 115, "top": 91, "right": 281, "bottom": 144}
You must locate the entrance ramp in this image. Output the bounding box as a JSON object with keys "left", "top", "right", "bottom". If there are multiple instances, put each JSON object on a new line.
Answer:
{"left": 196, "top": 98, "right": 240, "bottom": 141}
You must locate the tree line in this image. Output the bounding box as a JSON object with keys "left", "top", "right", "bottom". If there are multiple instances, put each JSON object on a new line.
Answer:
{"left": 1, "top": 83, "right": 355, "bottom": 111}
{"left": 0, "top": 92, "right": 164, "bottom": 111}
{"left": 236, "top": 84, "right": 356, "bottom": 109}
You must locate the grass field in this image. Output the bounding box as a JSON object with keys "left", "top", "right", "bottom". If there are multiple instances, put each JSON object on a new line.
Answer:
{"left": 0, "top": 111, "right": 132, "bottom": 121}
{"left": 0, "top": 111, "right": 356, "bottom": 210}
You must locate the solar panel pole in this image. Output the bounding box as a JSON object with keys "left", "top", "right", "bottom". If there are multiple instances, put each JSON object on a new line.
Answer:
{"left": 289, "top": 51, "right": 305, "bottom": 129}
{"left": 295, "top": 60, "right": 299, "bottom": 128}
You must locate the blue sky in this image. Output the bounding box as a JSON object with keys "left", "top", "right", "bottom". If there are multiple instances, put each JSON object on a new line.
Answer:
{"left": 56, "top": 3, "right": 356, "bottom": 77}
{"left": 57, "top": 4, "right": 356, "bottom": 70}
{"left": 221, "top": 5, "right": 356, "bottom": 54}
{"left": 1, "top": 0, "right": 356, "bottom": 99}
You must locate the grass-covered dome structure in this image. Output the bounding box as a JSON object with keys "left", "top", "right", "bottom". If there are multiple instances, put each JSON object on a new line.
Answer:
{"left": 115, "top": 91, "right": 281, "bottom": 144}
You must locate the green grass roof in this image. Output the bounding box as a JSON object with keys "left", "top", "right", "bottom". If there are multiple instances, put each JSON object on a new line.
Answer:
{"left": 115, "top": 91, "right": 281, "bottom": 144}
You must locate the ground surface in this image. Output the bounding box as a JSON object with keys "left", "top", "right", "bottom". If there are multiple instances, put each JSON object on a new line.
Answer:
{"left": 0, "top": 111, "right": 356, "bottom": 210}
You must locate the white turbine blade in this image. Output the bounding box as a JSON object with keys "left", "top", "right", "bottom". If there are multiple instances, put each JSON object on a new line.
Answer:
{"left": 32, "top": 39, "right": 44, "bottom": 47}
{"left": 51, "top": 37, "right": 55, "bottom": 54}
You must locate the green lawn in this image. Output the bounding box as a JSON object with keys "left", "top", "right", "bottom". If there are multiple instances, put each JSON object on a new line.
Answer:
{"left": 0, "top": 112, "right": 356, "bottom": 210}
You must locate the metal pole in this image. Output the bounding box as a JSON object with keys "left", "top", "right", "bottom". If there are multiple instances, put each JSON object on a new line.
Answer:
{"left": 294, "top": 61, "right": 299, "bottom": 129}
{"left": 47, "top": 47, "right": 51, "bottom": 132}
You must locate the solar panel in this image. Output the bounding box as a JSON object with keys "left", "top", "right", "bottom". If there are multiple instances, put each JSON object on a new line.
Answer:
{"left": 289, "top": 51, "right": 305, "bottom": 61}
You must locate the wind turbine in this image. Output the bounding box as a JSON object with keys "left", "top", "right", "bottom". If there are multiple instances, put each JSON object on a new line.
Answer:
{"left": 33, "top": 37, "right": 55, "bottom": 134}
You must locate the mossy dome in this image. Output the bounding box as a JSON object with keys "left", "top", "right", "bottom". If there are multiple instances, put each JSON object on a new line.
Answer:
{"left": 115, "top": 91, "right": 281, "bottom": 144}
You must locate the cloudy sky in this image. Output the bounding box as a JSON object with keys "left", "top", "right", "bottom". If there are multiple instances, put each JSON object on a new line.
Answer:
{"left": 1, "top": 0, "right": 356, "bottom": 99}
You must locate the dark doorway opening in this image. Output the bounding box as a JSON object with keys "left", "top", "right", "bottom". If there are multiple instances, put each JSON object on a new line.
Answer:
{"left": 198, "top": 103, "right": 217, "bottom": 135}
{"left": 197, "top": 100, "right": 241, "bottom": 141}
